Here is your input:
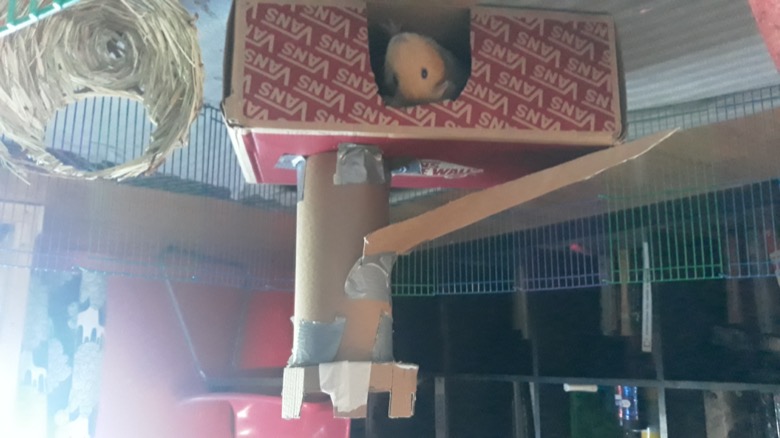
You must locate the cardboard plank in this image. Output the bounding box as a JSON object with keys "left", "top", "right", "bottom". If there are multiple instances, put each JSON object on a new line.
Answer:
{"left": 386, "top": 108, "right": 780, "bottom": 248}
{"left": 363, "top": 129, "right": 675, "bottom": 256}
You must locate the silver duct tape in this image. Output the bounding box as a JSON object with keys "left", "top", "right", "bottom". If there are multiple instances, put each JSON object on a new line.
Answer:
{"left": 333, "top": 144, "right": 388, "bottom": 185}
{"left": 277, "top": 153, "right": 420, "bottom": 178}
{"left": 294, "top": 156, "right": 306, "bottom": 202}
{"left": 275, "top": 154, "right": 307, "bottom": 201}
{"left": 345, "top": 253, "right": 397, "bottom": 301}
{"left": 373, "top": 312, "right": 394, "bottom": 362}
{"left": 288, "top": 316, "right": 346, "bottom": 367}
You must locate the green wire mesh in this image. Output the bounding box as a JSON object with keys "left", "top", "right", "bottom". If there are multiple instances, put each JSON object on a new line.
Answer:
{"left": 0, "top": 0, "right": 79, "bottom": 38}
{"left": 392, "top": 85, "right": 780, "bottom": 297}
{"left": 392, "top": 180, "right": 780, "bottom": 297}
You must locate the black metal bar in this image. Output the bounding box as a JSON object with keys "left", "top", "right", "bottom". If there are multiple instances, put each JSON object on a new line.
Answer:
{"left": 437, "top": 374, "right": 780, "bottom": 394}
{"left": 653, "top": 278, "right": 668, "bottom": 438}
{"left": 512, "top": 381, "right": 530, "bottom": 438}
{"left": 530, "top": 294, "right": 541, "bottom": 438}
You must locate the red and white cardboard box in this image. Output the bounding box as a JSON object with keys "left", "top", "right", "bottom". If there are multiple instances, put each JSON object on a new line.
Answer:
{"left": 223, "top": 0, "right": 626, "bottom": 189}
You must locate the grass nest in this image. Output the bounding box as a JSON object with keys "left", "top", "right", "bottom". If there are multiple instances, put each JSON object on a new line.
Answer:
{"left": 0, "top": 0, "right": 204, "bottom": 182}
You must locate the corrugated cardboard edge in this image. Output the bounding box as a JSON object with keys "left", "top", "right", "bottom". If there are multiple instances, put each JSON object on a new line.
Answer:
{"left": 222, "top": 0, "right": 260, "bottom": 184}
{"left": 223, "top": 0, "right": 251, "bottom": 130}
{"left": 223, "top": 120, "right": 259, "bottom": 184}
{"left": 362, "top": 129, "right": 678, "bottom": 257}
{"left": 221, "top": 0, "right": 623, "bottom": 148}
{"left": 282, "top": 361, "right": 419, "bottom": 419}
{"left": 222, "top": 119, "right": 618, "bottom": 147}
{"left": 225, "top": 0, "right": 492, "bottom": 11}
{"left": 612, "top": 18, "right": 629, "bottom": 142}
{"left": 223, "top": 1, "right": 237, "bottom": 107}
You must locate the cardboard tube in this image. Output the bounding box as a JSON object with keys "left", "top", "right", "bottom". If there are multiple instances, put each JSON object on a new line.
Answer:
{"left": 295, "top": 151, "right": 390, "bottom": 361}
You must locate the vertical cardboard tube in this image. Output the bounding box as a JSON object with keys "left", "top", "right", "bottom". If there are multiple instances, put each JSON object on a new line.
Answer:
{"left": 295, "top": 152, "right": 390, "bottom": 362}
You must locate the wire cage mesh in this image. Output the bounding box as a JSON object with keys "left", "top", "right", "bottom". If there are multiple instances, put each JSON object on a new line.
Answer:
{"left": 0, "top": 97, "right": 297, "bottom": 291}
{"left": 392, "top": 85, "right": 780, "bottom": 296}
{"left": 43, "top": 99, "right": 256, "bottom": 203}
{"left": 392, "top": 179, "right": 780, "bottom": 297}
{"left": 2, "top": 85, "right": 780, "bottom": 295}
{"left": 625, "top": 86, "right": 780, "bottom": 141}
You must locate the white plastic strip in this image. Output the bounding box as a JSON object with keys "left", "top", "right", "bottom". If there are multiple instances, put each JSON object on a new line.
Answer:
{"left": 563, "top": 384, "right": 599, "bottom": 393}
{"left": 319, "top": 362, "right": 372, "bottom": 414}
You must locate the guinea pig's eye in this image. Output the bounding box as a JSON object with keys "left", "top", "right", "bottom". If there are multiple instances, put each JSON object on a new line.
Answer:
{"left": 421, "top": 68, "right": 428, "bottom": 79}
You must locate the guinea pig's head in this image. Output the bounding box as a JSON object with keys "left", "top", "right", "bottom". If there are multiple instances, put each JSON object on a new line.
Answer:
{"left": 386, "top": 33, "right": 451, "bottom": 103}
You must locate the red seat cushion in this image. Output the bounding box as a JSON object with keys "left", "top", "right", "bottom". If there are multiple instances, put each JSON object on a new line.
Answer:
{"left": 178, "top": 394, "right": 350, "bottom": 438}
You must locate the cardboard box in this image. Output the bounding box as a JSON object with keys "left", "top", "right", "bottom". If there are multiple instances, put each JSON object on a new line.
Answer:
{"left": 0, "top": 202, "right": 44, "bottom": 438}
{"left": 223, "top": 0, "right": 626, "bottom": 189}
{"left": 282, "top": 361, "right": 418, "bottom": 419}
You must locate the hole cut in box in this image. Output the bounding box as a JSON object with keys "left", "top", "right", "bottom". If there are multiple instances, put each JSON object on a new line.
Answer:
{"left": 366, "top": 2, "right": 472, "bottom": 107}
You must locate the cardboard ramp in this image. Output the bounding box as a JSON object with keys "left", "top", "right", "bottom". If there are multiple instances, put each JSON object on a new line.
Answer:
{"left": 363, "top": 108, "right": 780, "bottom": 257}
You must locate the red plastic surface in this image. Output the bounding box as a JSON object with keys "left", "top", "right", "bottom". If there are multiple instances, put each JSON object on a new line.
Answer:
{"left": 176, "top": 399, "right": 235, "bottom": 438}
{"left": 749, "top": 0, "right": 780, "bottom": 72}
{"left": 243, "top": 132, "right": 598, "bottom": 189}
{"left": 179, "top": 394, "right": 350, "bottom": 438}
{"left": 239, "top": 291, "right": 295, "bottom": 369}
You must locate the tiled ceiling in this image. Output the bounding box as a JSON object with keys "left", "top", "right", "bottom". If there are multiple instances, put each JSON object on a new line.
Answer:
{"left": 184, "top": 0, "right": 780, "bottom": 111}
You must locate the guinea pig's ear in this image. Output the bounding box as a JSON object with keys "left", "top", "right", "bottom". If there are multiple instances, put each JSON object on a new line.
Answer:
{"left": 382, "top": 19, "right": 402, "bottom": 36}
{"left": 433, "top": 80, "right": 454, "bottom": 100}
{"left": 385, "top": 72, "right": 399, "bottom": 96}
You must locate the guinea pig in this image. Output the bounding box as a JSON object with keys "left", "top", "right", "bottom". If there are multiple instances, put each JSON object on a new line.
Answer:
{"left": 383, "top": 31, "right": 466, "bottom": 107}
